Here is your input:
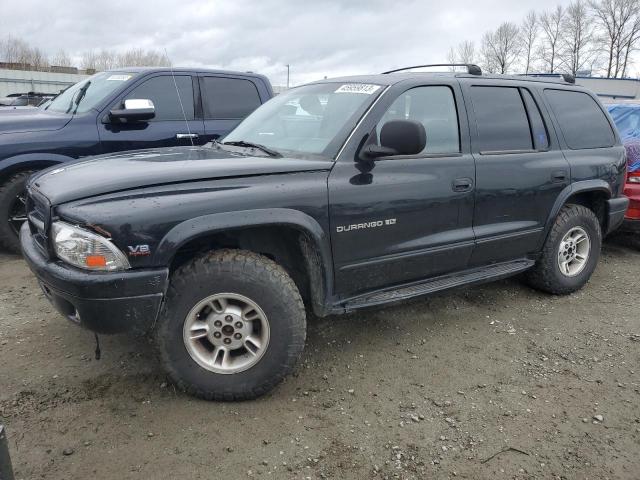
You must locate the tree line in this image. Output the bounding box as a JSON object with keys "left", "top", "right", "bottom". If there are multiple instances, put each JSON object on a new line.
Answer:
{"left": 449, "top": 0, "right": 640, "bottom": 77}
{"left": 0, "top": 35, "right": 169, "bottom": 71}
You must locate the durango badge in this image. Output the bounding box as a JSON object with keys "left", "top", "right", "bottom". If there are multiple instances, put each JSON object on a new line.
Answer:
{"left": 336, "top": 218, "right": 396, "bottom": 233}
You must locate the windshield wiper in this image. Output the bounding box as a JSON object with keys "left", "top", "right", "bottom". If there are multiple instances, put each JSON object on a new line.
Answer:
{"left": 67, "top": 81, "right": 91, "bottom": 115}
{"left": 222, "top": 140, "right": 281, "bottom": 157}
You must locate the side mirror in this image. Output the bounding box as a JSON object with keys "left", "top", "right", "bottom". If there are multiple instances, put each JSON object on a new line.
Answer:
{"left": 361, "top": 119, "right": 426, "bottom": 159}
{"left": 109, "top": 98, "right": 155, "bottom": 122}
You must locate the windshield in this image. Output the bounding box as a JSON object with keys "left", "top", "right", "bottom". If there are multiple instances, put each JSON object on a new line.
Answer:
{"left": 223, "top": 82, "right": 384, "bottom": 158}
{"left": 45, "top": 71, "right": 137, "bottom": 114}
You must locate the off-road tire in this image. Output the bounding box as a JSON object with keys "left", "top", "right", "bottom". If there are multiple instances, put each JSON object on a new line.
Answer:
{"left": 525, "top": 204, "right": 602, "bottom": 295}
{"left": 156, "top": 249, "right": 307, "bottom": 401}
{"left": 0, "top": 170, "right": 36, "bottom": 253}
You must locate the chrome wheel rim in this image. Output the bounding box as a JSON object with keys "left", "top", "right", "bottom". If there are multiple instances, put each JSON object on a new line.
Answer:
{"left": 557, "top": 226, "right": 590, "bottom": 277}
{"left": 183, "top": 293, "right": 270, "bottom": 374}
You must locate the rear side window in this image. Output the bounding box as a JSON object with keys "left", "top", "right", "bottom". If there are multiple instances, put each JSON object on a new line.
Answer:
{"left": 202, "top": 77, "right": 261, "bottom": 119}
{"left": 125, "top": 75, "right": 194, "bottom": 121}
{"left": 544, "top": 89, "right": 614, "bottom": 149}
{"left": 470, "top": 86, "right": 533, "bottom": 152}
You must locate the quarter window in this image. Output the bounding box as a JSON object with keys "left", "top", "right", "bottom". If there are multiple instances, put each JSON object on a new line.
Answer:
{"left": 522, "top": 89, "right": 549, "bottom": 150}
{"left": 377, "top": 86, "right": 460, "bottom": 155}
{"left": 544, "top": 89, "right": 614, "bottom": 149}
{"left": 125, "top": 75, "right": 194, "bottom": 121}
{"left": 202, "top": 77, "right": 262, "bottom": 119}
{"left": 471, "top": 86, "right": 533, "bottom": 152}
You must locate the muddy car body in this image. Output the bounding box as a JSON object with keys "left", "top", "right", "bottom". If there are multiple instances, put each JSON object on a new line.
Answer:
{"left": 21, "top": 65, "right": 629, "bottom": 400}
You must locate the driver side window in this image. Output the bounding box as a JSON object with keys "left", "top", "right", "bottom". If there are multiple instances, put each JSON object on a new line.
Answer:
{"left": 377, "top": 86, "right": 460, "bottom": 155}
{"left": 124, "top": 75, "right": 195, "bottom": 122}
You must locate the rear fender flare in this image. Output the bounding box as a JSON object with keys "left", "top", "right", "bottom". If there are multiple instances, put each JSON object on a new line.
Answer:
{"left": 539, "top": 180, "right": 612, "bottom": 249}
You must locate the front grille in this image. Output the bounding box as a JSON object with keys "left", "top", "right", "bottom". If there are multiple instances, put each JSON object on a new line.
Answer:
{"left": 26, "top": 188, "right": 51, "bottom": 258}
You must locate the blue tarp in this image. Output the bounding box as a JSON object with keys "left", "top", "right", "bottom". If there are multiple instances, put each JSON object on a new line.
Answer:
{"left": 607, "top": 104, "right": 640, "bottom": 173}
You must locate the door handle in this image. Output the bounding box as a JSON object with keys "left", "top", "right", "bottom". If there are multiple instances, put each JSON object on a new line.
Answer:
{"left": 176, "top": 133, "right": 199, "bottom": 139}
{"left": 452, "top": 177, "right": 473, "bottom": 192}
{"left": 551, "top": 170, "right": 567, "bottom": 182}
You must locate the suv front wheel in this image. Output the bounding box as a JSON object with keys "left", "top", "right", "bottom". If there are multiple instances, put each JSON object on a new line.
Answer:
{"left": 0, "top": 170, "right": 37, "bottom": 253}
{"left": 525, "top": 204, "right": 602, "bottom": 295}
{"left": 156, "top": 249, "right": 307, "bottom": 401}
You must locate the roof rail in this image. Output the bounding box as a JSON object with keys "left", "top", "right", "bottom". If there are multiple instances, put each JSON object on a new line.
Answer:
{"left": 382, "top": 64, "right": 482, "bottom": 76}
{"left": 517, "top": 73, "right": 576, "bottom": 84}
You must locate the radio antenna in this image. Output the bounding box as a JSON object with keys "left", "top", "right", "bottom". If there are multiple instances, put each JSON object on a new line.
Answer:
{"left": 164, "top": 48, "right": 194, "bottom": 147}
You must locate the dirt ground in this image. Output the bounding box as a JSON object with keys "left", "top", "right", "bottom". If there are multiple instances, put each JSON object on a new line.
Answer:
{"left": 1, "top": 236, "right": 639, "bottom": 480}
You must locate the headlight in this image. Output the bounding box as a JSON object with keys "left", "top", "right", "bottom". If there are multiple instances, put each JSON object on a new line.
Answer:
{"left": 51, "top": 221, "right": 130, "bottom": 271}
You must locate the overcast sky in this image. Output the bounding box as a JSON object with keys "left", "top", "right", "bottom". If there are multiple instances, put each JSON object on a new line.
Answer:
{"left": 2, "top": 0, "right": 576, "bottom": 85}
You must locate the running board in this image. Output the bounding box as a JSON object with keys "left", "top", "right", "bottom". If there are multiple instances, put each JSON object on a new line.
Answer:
{"left": 341, "top": 259, "right": 534, "bottom": 311}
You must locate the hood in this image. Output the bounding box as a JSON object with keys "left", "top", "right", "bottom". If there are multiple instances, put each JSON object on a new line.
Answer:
{"left": 0, "top": 109, "right": 71, "bottom": 134}
{"left": 31, "top": 146, "right": 332, "bottom": 204}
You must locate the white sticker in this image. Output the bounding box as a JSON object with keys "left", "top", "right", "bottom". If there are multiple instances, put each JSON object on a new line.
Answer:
{"left": 107, "top": 74, "right": 132, "bottom": 81}
{"left": 335, "top": 84, "right": 381, "bottom": 95}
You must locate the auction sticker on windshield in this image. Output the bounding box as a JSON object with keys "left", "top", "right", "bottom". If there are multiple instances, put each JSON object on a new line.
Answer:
{"left": 107, "top": 74, "right": 132, "bottom": 82}
{"left": 335, "top": 84, "right": 381, "bottom": 95}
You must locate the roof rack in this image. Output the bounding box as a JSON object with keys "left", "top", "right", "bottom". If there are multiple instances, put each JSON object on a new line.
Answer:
{"left": 517, "top": 73, "right": 576, "bottom": 84}
{"left": 382, "top": 64, "right": 482, "bottom": 76}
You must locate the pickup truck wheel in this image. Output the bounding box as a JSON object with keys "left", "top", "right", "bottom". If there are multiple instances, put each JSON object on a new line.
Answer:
{"left": 525, "top": 204, "right": 601, "bottom": 295}
{"left": 156, "top": 249, "right": 306, "bottom": 401}
{"left": 0, "top": 170, "right": 36, "bottom": 253}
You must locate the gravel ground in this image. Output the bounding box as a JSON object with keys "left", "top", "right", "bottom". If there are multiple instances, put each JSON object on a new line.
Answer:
{"left": 0, "top": 236, "right": 639, "bottom": 480}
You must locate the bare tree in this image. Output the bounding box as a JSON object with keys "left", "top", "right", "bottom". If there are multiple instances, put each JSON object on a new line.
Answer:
{"left": 562, "top": 0, "right": 598, "bottom": 74}
{"left": 620, "top": 14, "right": 640, "bottom": 76}
{"left": 539, "top": 6, "right": 566, "bottom": 73}
{"left": 81, "top": 48, "right": 169, "bottom": 71}
{"left": 0, "top": 36, "right": 33, "bottom": 67}
{"left": 51, "top": 49, "right": 72, "bottom": 67}
{"left": 520, "top": 11, "right": 539, "bottom": 73}
{"left": 457, "top": 40, "right": 476, "bottom": 64}
{"left": 480, "top": 22, "right": 521, "bottom": 74}
{"left": 447, "top": 40, "right": 476, "bottom": 69}
{"left": 590, "top": 0, "right": 640, "bottom": 77}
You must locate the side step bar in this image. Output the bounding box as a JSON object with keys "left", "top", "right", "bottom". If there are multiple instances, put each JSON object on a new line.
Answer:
{"left": 341, "top": 259, "right": 534, "bottom": 311}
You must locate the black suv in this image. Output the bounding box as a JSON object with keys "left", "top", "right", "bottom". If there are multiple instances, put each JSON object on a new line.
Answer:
{"left": 20, "top": 65, "right": 628, "bottom": 400}
{"left": 0, "top": 68, "right": 273, "bottom": 253}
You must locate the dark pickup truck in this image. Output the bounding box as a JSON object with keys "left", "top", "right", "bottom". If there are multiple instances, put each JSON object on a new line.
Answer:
{"left": 21, "top": 64, "right": 628, "bottom": 401}
{"left": 0, "top": 67, "right": 273, "bottom": 252}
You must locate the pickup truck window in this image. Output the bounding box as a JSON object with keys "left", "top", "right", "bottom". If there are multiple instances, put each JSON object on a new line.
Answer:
{"left": 202, "top": 77, "right": 261, "bottom": 119}
{"left": 124, "top": 75, "right": 194, "bottom": 121}
{"left": 223, "top": 82, "right": 381, "bottom": 157}
{"left": 544, "top": 89, "right": 615, "bottom": 149}
{"left": 45, "top": 71, "right": 137, "bottom": 114}
{"left": 377, "top": 86, "right": 460, "bottom": 155}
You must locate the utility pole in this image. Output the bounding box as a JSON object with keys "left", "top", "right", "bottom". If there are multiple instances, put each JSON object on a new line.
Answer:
{"left": 286, "top": 64, "right": 290, "bottom": 89}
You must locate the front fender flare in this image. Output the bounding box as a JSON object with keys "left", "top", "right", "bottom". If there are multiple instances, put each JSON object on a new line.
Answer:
{"left": 153, "top": 208, "right": 334, "bottom": 315}
{"left": 0, "top": 153, "right": 73, "bottom": 182}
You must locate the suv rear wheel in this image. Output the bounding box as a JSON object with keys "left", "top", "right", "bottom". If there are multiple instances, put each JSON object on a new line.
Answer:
{"left": 0, "top": 170, "right": 36, "bottom": 253}
{"left": 156, "top": 249, "right": 306, "bottom": 401}
{"left": 525, "top": 204, "right": 602, "bottom": 295}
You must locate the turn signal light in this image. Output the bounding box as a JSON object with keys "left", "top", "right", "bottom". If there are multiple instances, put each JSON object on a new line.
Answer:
{"left": 85, "top": 255, "right": 107, "bottom": 268}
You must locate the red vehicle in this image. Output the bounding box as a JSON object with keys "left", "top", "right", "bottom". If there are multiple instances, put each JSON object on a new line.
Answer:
{"left": 607, "top": 104, "right": 640, "bottom": 233}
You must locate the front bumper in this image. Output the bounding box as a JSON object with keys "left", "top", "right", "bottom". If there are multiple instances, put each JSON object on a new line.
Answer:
{"left": 606, "top": 196, "right": 630, "bottom": 235}
{"left": 20, "top": 223, "right": 169, "bottom": 335}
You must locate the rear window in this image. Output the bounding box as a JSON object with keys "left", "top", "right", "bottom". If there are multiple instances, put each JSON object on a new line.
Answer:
{"left": 470, "top": 86, "right": 533, "bottom": 152}
{"left": 544, "top": 89, "right": 615, "bottom": 149}
{"left": 202, "top": 77, "right": 262, "bottom": 119}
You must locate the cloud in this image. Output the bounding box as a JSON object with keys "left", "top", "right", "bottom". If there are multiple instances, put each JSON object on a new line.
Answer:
{"left": 2, "top": 0, "right": 577, "bottom": 85}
